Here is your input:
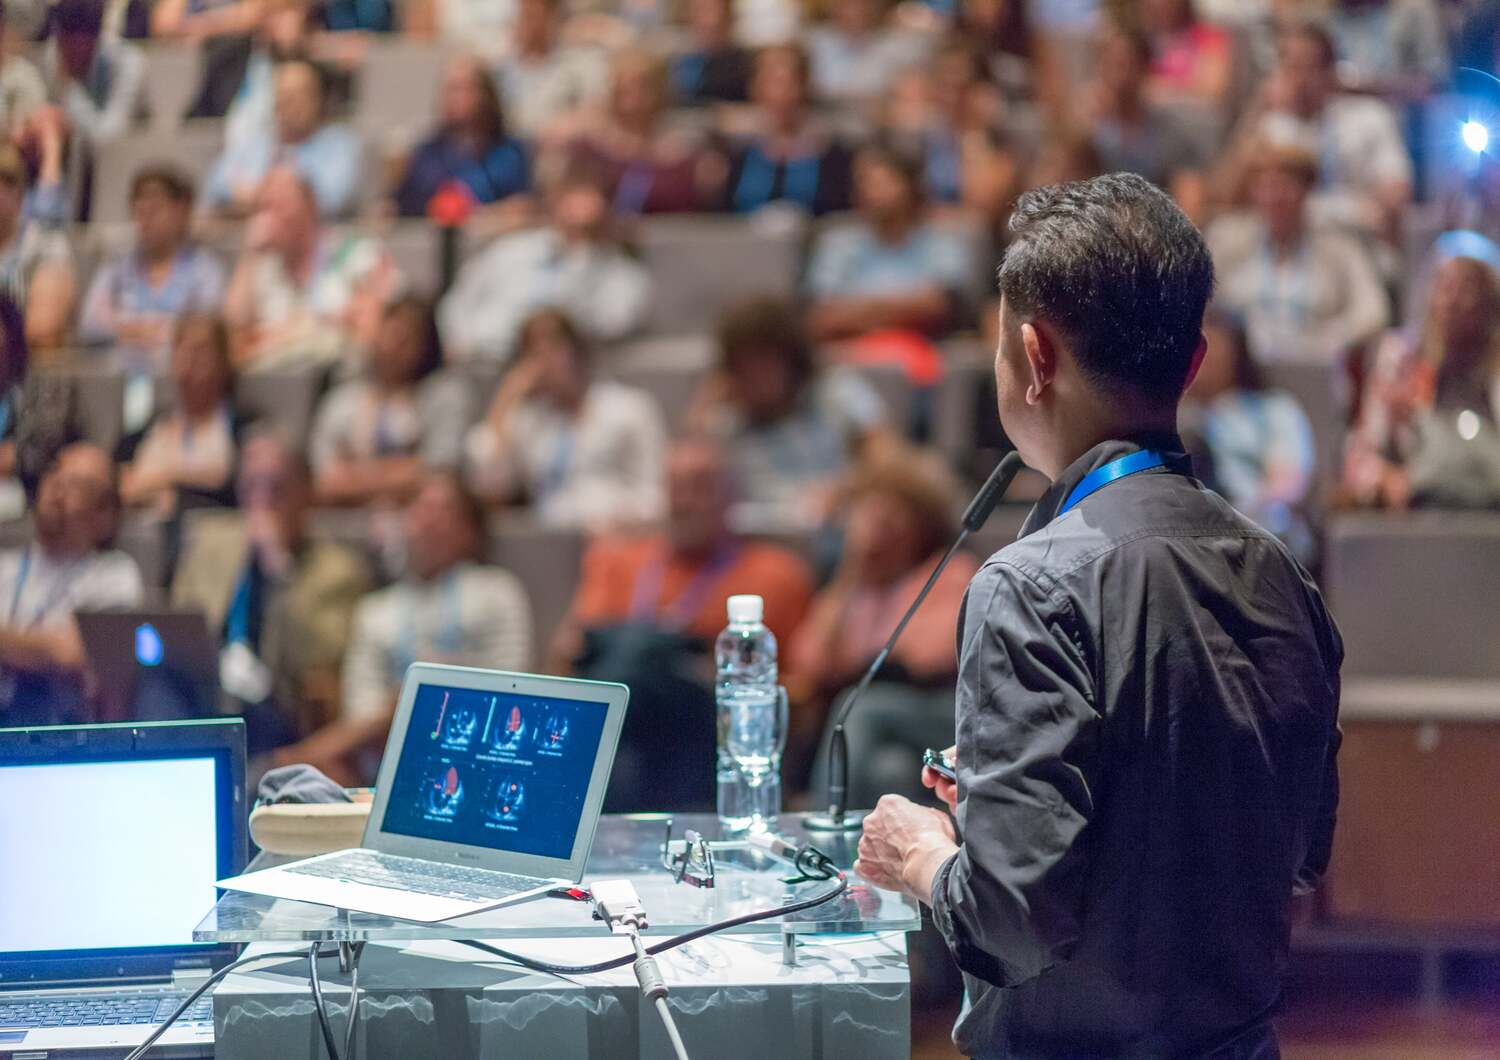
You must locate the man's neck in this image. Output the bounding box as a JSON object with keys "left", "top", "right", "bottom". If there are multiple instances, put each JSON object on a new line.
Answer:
{"left": 1036, "top": 408, "right": 1180, "bottom": 481}
{"left": 36, "top": 534, "right": 91, "bottom": 565}
{"left": 410, "top": 558, "right": 463, "bottom": 585}
{"left": 872, "top": 213, "right": 915, "bottom": 245}
{"left": 140, "top": 241, "right": 179, "bottom": 270}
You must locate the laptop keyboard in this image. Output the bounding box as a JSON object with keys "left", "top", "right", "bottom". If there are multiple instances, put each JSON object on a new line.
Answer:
{"left": 0, "top": 993, "right": 212, "bottom": 1028}
{"left": 286, "top": 850, "right": 549, "bottom": 902}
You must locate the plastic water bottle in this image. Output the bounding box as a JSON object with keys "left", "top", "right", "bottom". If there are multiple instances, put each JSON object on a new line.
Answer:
{"left": 715, "top": 595, "right": 781, "bottom": 833}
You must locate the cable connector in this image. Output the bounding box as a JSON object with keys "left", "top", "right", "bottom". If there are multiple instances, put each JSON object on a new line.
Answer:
{"left": 591, "top": 878, "right": 648, "bottom": 933}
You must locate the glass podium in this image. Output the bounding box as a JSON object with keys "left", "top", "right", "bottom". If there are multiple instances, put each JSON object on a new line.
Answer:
{"left": 194, "top": 813, "right": 922, "bottom": 948}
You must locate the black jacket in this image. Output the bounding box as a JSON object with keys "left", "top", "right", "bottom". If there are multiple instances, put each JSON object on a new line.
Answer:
{"left": 931, "top": 436, "right": 1342, "bottom": 1059}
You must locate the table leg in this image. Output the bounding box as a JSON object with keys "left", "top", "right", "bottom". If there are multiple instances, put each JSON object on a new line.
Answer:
{"left": 782, "top": 931, "right": 797, "bottom": 967}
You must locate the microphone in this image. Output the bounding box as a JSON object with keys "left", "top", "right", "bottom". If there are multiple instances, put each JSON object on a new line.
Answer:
{"left": 804, "top": 452, "right": 1026, "bottom": 833}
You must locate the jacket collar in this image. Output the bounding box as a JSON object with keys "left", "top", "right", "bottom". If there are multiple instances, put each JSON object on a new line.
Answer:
{"left": 1020, "top": 432, "right": 1189, "bottom": 538}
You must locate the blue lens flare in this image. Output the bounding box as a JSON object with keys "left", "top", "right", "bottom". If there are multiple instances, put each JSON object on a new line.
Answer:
{"left": 135, "top": 623, "right": 164, "bottom": 667}
{"left": 1462, "top": 120, "right": 1490, "bottom": 154}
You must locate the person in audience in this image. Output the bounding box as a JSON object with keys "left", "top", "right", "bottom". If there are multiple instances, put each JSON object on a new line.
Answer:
{"left": 224, "top": 166, "right": 400, "bottom": 369}
{"left": 392, "top": 54, "right": 530, "bottom": 220}
{"left": 290, "top": 473, "right": 532, "bottom": 782}
{"left": 0, "top": 443, "right": 143, "bottom": 726}
{"left": 788, "top": 446, "right": 977, "bottom": 804}
{"left": 78, "top": 166, "right": 227, "bottom": 373}
{"left": 47, "top": 0, "right": 145, "bottom": 147}
{"left": 494, "top": 0, "right": 609, "bottom": 140}
{"left": 310, "top": 297, "right": 471, "bottom": 506}
{"left": 439, "top": 174, "right": 649, "bottom": 363}
{"left": 1139, "top": 0, "right": 1233, "bottom": 111}
{"left": 1345, "top": 254, "right": 1500, "bottom": 510}
{"left": 689, "top": 295, "right": 890, "bottom": 526}
{"left": 805, "top": 145, "right": 973, "bottom": 343}
{"left": 953, "top": 0, "right": 1035, "bottom": 102}
{"left": 1218, "top": 22, "right": 1412, "bottom": 242}
{"left": 1182, "top": 309, "right": 1316, "bottom": 549}
{"left": 205, "top": 59, "right": 363, "bottom": 219}
{"left": 465, "top": 308, "right": 666, "bottom": 529}
{"left": 0, "top": 138, "right": 75, "bottom": 350}
{"left": 551, "top": 436, "right": 813, "bottom": 809}
{"left": 1208, "top": 142, "right": 1388, "bottom": 366}
{"left": 172, "top": 429, "right": 372, "bottom": 755}
{"left": 153, "top": 0, "right": 269, "bottom": 44}
{"left": 0, "top": 16, "right": 48, "bottom": 138}
{"left": 119, "top": 313, "right": 240, "bottom": 514}
{"left": 554, "top": 48, "right": 723, "bottom": 215}
{"left": 719, "top": 42, "right": 853, "bottom": 216}
{"left": 879, "top": 42, "right": 1019, "bottom": 225}
{"left": 805, "top": 0, "right": 924, "bottom": 104}
{"left": 1082, "top": 22, "right": 1206, "bottom": 220}
{"left": 1326, "top": 0, "right": 1448, "bottom": 102}
{"left": 669, "top": 0, "right": 752, "bottom": 106}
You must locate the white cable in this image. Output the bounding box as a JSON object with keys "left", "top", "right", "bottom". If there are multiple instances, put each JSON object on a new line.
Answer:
{"left": 654, "top": 995, "right": 690, "bottom": 1060}
{"left": 629, "top": 927, "right": 690, "bottom": 1060}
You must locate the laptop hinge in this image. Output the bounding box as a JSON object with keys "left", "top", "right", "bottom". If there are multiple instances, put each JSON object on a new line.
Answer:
{"left": 171, "top": 965, "right": 214, "bottom": 990}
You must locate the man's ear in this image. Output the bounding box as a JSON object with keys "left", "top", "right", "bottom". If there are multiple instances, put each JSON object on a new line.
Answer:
{"left": 1182, "top": 333, "right": 1208, "bottom": 391}
{"left": 1020, "top": 322, "right": 1055, "bottom": 406}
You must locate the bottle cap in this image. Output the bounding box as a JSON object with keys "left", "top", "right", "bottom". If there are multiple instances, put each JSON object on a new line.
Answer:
{"left": 727, "top": 594, "right": 764, "bottom": 624}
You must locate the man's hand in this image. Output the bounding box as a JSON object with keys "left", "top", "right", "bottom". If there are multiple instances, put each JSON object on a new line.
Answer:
{"left": 922, "top": 743, "right": 958, "bottom": 813}
{"left": 856, "top": 794, "right": 958, "bottom": 905}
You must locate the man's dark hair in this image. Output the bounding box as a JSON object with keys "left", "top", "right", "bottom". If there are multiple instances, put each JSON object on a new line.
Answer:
{"left": 715, "top": 295, "right": 815, "bottom": 386}
{"left": 130, "top": 164, "right": 196, "bottom": 205}
{"left": 997, "top": 172, "right": 1214, "bottom": 405}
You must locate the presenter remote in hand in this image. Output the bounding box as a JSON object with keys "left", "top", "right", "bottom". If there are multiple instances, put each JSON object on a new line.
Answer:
{"left": 855, "top": 174, "right": 1342, "bottom": 1060}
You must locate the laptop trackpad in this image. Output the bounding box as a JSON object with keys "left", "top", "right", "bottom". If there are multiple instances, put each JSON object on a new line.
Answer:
{"left": 0, "top": 1031, "right": 26, "bottom": 1043}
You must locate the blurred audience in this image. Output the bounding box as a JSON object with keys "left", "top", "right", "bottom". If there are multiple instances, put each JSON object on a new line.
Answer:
{"left": 119, "top": 313, "right": 241, "bottom": 514}
{"left": 1139, "top": 0, "right": 1233, "bottom": 112}
{"left": 172, "top": 429, "right": 371, "bottom": 754}
{"left": 553, "top": 48, "right": 723, "bottom": 214}
{"left": 223, "top": 166, "right": 399, "bottom": 370}
{"left": 788, "top": 446, "right": 975, "bottom": 803}
{"left": 0, "top": 24, "right": 48, "bottom": 138}
{"left": 1083, "top": 23, "right": 1206, "bottom": 219}
{"left": 494, "top": 0, "right": 609, "bottom": 139}
{"left": 879, "top": 42, "right": 1018, "bottom": 225}
{"left": 719, "top": 42, "right": 853, "bottom": 216}
{"left": 551, "top": 436, "right": 813, "bottom": 809}
{"left": 302, "top": 473, "right": 533, "bottom": 782}
{"left": 439, "top": 174, "right": 649, "bottom": 362}
{"left": 1346, "top": 254, "right": 1500, "bottom": 510}
{"left": 690, "top": 295, "right": 889, "bottom": 526}
{"left": 669, "top": 0, "right": 752, "bottom": 106}
{"left": 805, "top": 0, "right": 924, "bottom": 104}
{"left": 392, "top": 54, "right": 531, "bottom": 221}
{"left": 47, "top": 0, "right": 145, "bottom": 147}
{"left": 310, "top": 297, "right": 470, "bottom": 506}
{"left": 805, "top": 145, "right": 973, "bottom": 343}
{"left": 1207, "top": 142, "right": 1387, "bottom": 365}
{"left": 1183, "top": 309, "right": 1316, "bottom": 546}
{"left": 1326, "top": 0, "right": 1448, "bottom": 102}
{"left": 465, "top": 308, "right": 666, "bottom": 529}
{"left": 0, "top": 443, "right": 143, "bottom": 727}
{"left": 79, "top": 166, "right": 227, "bottom": 373}
{"left": 0, "top": 138, "right": 74, "bottom": 350}
{"left": 1221, "top": 22, "right": 1412, "bottom": 242}
{"left": 206, "top": 59, "right": 363, "bottom": 218}
{"left": 952, "top": 0, "right": 1035, "bottom": 103}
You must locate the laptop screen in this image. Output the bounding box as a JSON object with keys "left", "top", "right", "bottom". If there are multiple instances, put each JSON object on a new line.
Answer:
{"left": 0, "top": 756, "right": 225, "bottom": 956}
{"left": 381, "top": 682, "right": 609, "bottom": 861}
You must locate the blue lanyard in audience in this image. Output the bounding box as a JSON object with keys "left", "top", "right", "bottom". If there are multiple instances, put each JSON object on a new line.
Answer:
{"left": 614, "top": 163, "right": 656, "bottom": 215}
{"left": 393, "top": 570, "right": 465, "bottom": 675}
{"left": 8, "top": 547, "right": 91, "bottom": 630}
{"left": 1059, "top": 450, "right": 1191, "bottom": 517}
{"left": 224, "top": 563, "right": 257, "bottom": 646}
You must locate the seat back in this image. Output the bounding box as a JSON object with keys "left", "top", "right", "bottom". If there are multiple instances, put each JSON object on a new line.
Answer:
{"left": 638, "top": 214, "right": 805, "bottom": 334}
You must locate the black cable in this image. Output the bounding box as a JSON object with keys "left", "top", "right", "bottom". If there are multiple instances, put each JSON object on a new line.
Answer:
{"left": 122, "top": 948, "right": 309, "bottom": 1060}
{"left": 343, "top": 942, "right": 365, "bottom": 1060}
{"left": 457, "top": 872, "right": 848, "bottom": 976}
{"left": 308, "top": 944, "right": 342, "bottom": 1060}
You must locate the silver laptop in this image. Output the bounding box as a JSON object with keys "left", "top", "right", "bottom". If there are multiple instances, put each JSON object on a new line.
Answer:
{"left": 0, "top": 718, "right": 247, "bottom": 1057}
{"left": 218, "top": 664, "right": 629, "bottom": 923}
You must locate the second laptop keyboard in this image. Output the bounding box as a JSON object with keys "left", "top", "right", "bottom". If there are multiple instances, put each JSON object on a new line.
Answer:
{"left": 286, "top": 851, "right": 549, "bottom": 902}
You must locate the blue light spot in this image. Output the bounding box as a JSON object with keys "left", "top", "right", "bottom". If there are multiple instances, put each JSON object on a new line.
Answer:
{"left": 135, "top": 623, "right": 164, "bottom": 667}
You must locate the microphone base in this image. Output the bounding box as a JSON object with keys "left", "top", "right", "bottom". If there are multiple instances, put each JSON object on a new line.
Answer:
{"left": 802, "top": 809, "right": 867, "bottom": 833}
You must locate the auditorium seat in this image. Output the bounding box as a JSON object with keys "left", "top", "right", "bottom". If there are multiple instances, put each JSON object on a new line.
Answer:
{"left": 114, "top": 513, "right": 171, "bottom": 598}
{"left": 377, "top": 221, "right": 442, "bottom": 298}
{"left": 637, "top": 213, "right": 806, "bottom": 334}
{"left": 235, "top": 366, "right": 328, "bottom": 453}
{"left": 352, "top": 40, "right": 449, "bottom": 153}
{"left": 91, "top": 123, "right": 225, "bottom": 225}
{"left": 140, "top": 43, "right": 202, "bottom": 130}
{"left": 605, "top": 334, "right": 715, "bottom": 433}
{"left": 1260, "top": 361, "right": 1347, "bottom": 505}
{"left": 70, "top": 366, "right": 127, "bottom": 454}
{"left": 486, "top": 518, "right": 585, "bottom": 664}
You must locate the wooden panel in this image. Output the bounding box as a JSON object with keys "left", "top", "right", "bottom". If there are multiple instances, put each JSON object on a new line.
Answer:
{"left": 1327, "top": 719, "right": 1500, "bottom": 928}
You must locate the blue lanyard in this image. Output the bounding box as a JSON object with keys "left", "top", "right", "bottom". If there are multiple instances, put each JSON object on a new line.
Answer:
{"left": 8, "top": 548, "right": 90, "bottom": 629}
{"left": 394, "top": 570, "right": 465, "bottom": 675}
{"left": 1059, "top": 449, "right": 1190, "bottom": 516}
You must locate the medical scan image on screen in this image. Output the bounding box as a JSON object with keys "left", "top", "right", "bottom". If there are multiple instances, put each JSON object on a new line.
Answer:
{"left": 381, "top": 684, "right": 608, "bottom": 860}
